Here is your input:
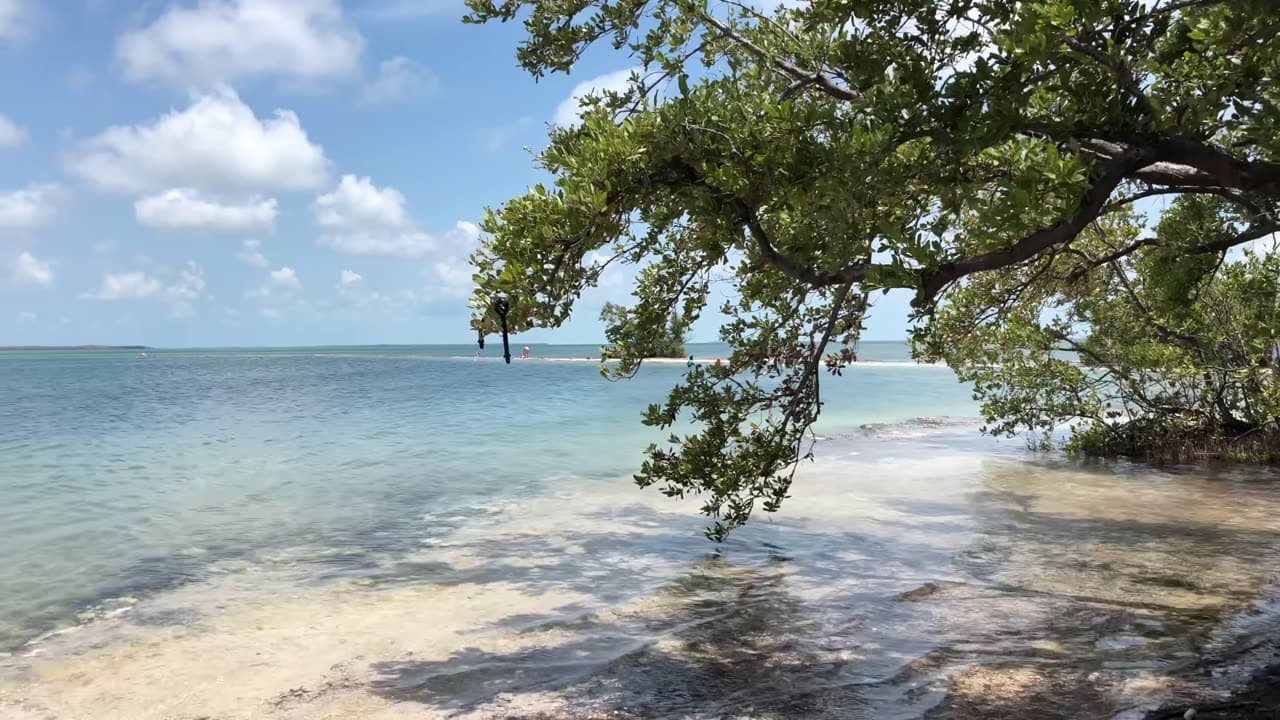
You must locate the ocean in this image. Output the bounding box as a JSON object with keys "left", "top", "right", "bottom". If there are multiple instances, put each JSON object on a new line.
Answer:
{"left": 1, "top": 342, "right": 1279, "bottom": 719}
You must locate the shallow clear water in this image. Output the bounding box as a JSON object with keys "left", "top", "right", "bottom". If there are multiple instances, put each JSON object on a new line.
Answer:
{"left": 0, "top": 342, "right": 972, "bottom": 651}
{"left": 1, "top": 343, "right": 1278, "bottom": 719}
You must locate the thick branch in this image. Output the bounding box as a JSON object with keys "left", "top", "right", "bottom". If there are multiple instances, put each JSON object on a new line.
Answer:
{"left": 1127, "top": 136, "right": 1280, "bottom": 196}
{"left": 1032, "top": 129, "right": 1280, "bottom": 198}
{"left": 916, "top": 153, "right": 1145, "bottom": 306}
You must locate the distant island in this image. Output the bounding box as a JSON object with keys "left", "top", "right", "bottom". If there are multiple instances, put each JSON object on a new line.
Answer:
{"left": 0, "top": 345, "right": 150, "bottom": 351}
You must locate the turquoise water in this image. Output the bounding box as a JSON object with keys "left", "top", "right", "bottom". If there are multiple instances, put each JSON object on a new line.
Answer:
{"left": 0, "top": 341, "right": 975, "bottom": 650}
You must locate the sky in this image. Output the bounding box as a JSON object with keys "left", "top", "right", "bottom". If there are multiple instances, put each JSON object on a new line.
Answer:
{"left": 0, "top": 0, "right": 913, "bottom": 347}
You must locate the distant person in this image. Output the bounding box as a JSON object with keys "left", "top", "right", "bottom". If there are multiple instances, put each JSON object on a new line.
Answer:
{"left": 522, "top": 346, "right": 530, "bottom": 359}
{"left": 715, "top": 358, "right": 722, "bottom": 367}
{"left": 687, "top": 355, "right": 695, "bottom": 368}
{"left": 475, "top": 350, "right": 482, "bottom": 361}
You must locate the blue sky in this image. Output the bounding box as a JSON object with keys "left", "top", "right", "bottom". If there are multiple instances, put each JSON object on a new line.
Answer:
{"left": 0, "top": 0, "right": 913, "bottom": 347}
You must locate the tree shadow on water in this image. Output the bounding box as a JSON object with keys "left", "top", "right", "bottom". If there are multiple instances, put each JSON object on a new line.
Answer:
{"left": 368, "top": 555, "right": 875, "bottom": 719}
{"left": 359, "top": 471, "right": 1280, "bottom": 720}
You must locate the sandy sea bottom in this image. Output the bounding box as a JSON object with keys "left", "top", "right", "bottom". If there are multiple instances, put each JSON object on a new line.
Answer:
{"left": 2, "top": 428, "right": 1280, "bottom": 720}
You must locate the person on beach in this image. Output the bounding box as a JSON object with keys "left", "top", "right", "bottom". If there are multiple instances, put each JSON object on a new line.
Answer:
{"left": 522, "top": 346, "right": 530, "bottom": 359}
{"left": 687, "top": 355, "right": 695, "bottom": 368}
{"left": 715, "top": 358, "right": 722, "bottom": 367}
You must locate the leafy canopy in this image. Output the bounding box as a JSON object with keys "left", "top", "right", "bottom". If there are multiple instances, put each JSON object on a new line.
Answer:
{"left": 463, "top": 0, "right": 1280, "bottom": 539}
{"left": 600, "top": 301, "right": 689, "bottom": 358}
{"left": 925, "top": 200, "right": 1280, "bottom": 459}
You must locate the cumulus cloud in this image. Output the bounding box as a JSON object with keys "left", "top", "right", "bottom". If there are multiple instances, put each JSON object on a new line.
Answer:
{"left": 116, "top": 0, "right": 364, "bottom": 88}
{"left": 360, "top": 56, "right": 438, "bottom": 105}
{"left": 313, "top": 174, "right": 468, "bottom": 259}
{"left": 0, "top": 113, "right": 26, "bottom": 146}
{"left": 8, "top": 251, "right": 54, "bottom": 288}
{"left": 135, "top": 188, "right": 278, "bottom": 231}
{"left": 269, "top": 265, "right": 300, "bottom": 288}
{"left": 236, "top": 238, "right": 269, "bottom": 267}
{"left": 82, "top": 271, "right": 163, "bottom": 300}
{"left": 335, "top": 268, "right": 394, "bottom": 308}
{"left": 397, "top": 222, "right": 483, "bottom": 301}
{"left": 82, "top": 262, "right": 207, "bottom": 315}
{"left": 552, "top": 68, "right": 636, "bottom": 127}
{"left": 66, "top": 86, "right": 329, "bottom": 194}
{"left": 0, "top": 183, "right": 61, "bottom": 228}
{"left": 313, "top": 174, "right": 408, "bottom": 229}
{"left": 312, "top": 175, "right": 482, "bottom": 299}
{"left": 338, "top": 269, "right": 362, "bottom": 288}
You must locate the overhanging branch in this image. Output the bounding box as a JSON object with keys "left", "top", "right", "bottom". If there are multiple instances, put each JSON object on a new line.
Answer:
{"left": 915, "top": 153, "right": 1146, "bottom": 306}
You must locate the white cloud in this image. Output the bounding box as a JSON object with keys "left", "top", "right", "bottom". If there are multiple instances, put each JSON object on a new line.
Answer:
{"left": 116, "top": 0, "right": 364, "bottom": 88}
{"left": 66, "top": 86, "right": 329, "bottom": 194}
{"left": 0, "top": 183, "right": 61, "bottom": 228}
{"left": 269, "top": 265, "right": 300, "bottom": 288}
{"left": 162, "top": 261, "right": 206, "bottom": 316}
{"left": 335, "top": 269, "right": 395, "bottom": 309}
{"left": 401, "top": 221, "right": 482, "bottom": 300}
{"left": 0, "top": 113, "right": 26, "bottom": 146}
{"left": 313, "top": 174, "right": 462, "bottom": 258}
{"left": 236, "top": 238, "right": 269, "bottom": 267}
{"left": 8, "top": 251, "right": 54, "bottom": 288}
{"left": 426, "top": 254, "right": 476, "bottom": 299}
{"left": 260, "top": 307, "right": 281, "bottom": 319}
{"left": 553, "top": 68, "right": 636, "bottom": 127}
{"left": 338, "top": 269, "right": 362, "bottom": 288}
{"left": 16, "top": 310, "right": 35, "bottom": 323}
{"left": 82, "top": 262, "right": 207, "bottom": 315}
{"left": 135, "top": 188, "right": 278, "bottom": 231}
{"left": 83, "top": 271, "right": 163, "bottom": 300}
{"left": 314, "top": 174, "right": 409, "bottom": 229}
{"left": 0, "top": 0, "right": 30, "bottom": 44}
{"left": 360, "top": 56, "right": 437, "bottom": 105}
{"left": 311, "top": 175, "right": 481, "bottom": 297}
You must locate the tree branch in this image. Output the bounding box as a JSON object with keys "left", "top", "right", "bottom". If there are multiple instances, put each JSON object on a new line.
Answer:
{"left": 1064, "top": 35, "right": 1156, "bottom": 118}
{"left": 1103, "top": 185, "right": 1270, "bottom": 218}
{"left": 1126, "top": 135, "right": 1280, "bottom": 196}
{"left": 1066, "top": 221, "right": 1280, "bottom": 282}
{"left": 694, "top": 10, "right": 857, "bottom": 102}
{"left": 915, "top": 153, "right": 1146, "bottom": 306}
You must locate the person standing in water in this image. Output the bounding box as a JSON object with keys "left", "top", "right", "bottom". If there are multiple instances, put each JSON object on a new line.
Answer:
{"left": 522, "top": 346, "right": 530, "bottom": 360}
